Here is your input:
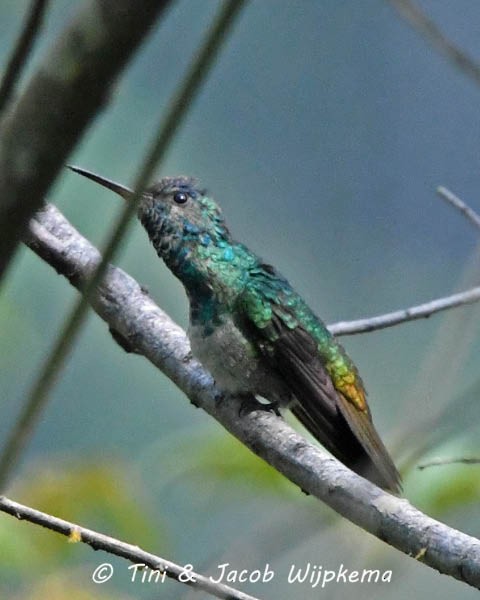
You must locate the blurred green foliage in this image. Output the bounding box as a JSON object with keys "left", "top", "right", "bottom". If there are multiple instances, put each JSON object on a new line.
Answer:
{"left": 0, "top": 458, "right": 161, "bottom": 596}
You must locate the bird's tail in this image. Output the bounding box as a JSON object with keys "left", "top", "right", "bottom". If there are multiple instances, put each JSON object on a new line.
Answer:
{"left": 292, "top": 399, "right": 401, "bottom": 493}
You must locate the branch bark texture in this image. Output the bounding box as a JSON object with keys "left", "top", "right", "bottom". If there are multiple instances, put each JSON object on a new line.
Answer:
{"left": 22, "top": 204, "right": 480, "bottom": 590}
{"left": 0, "top": 0, "right": 172, "bottom": 282}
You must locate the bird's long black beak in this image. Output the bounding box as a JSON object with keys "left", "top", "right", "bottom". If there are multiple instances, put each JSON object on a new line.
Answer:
{"left": 67, "top": 165, "right": 133, "bottom": 200}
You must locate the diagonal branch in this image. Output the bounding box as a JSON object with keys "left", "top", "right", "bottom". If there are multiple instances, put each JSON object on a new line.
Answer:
{"left": 19, "top": 203, "right": 480, "bottom": 589}
{"left": 0, "top": 0, "right": 172, "bottom": 283}
{"left": 389, "top": 0, "right": 480, "bottom": 87}
{"left": 0, "top": 0, "right": 246, "bottom": 492}
{"left": 0, "top": 495, "right": 260, "bottom": 600}
{"left": 437, "top": 186, "right": 480, "bottom": 231}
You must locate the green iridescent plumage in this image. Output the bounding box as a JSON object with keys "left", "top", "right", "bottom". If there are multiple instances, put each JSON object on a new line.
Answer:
{"left": 69, "top": 166, "right": 401, "bottom": 492}
{"left": 238, "top": 270, "right": 364, "bottom": 404}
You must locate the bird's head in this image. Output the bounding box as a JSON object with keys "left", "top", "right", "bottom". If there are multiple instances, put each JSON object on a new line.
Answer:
{"left": 68, "top": 166, "right": 231, "bottom": 258}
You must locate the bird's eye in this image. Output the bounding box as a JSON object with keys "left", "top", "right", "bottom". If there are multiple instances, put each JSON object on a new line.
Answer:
{"left": 173, "top": 191, "right": 188, "bottom": 204}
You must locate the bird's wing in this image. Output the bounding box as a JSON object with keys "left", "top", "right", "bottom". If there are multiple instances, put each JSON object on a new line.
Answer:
{"left": 236, "top": 265, "right": 401, "bottom": 492}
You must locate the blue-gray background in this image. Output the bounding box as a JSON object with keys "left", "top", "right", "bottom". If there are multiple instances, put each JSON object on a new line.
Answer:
{"left": 1, "top": 1, "right": 480, "bottom": 598}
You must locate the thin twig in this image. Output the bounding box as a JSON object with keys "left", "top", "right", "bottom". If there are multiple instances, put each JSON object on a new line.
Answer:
{"left": 397, "top": 375, "right": 480, "bottom": 476}
{"left": 418, "top": 457, "right": 480, "bottom": 471}
{"left": 331, "top": 185, "right": 480, "bottom": 336}
{"left": 437, "top": 186, "right": 480, "bottom": 231}
{"left": 0, "top": 0, "right": 246, "bottom": 492}
{"left": 329, "top": 285, "right": 480, "bottom": 336}
{"left": 389, "top": 0, "right": 480, "bottom": 87}
{"left": 0, "top": 0, "right": 49, "bottom": 116}
{"left": 0, "top": 495, "right": 260, "bottom": 600}
{"left": 21, "top": 204, "right": 480, "bottom": 589}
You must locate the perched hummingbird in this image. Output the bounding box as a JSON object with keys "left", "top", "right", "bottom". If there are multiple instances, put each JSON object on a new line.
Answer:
{"left": 69, "top": 166, "right": 401, "bottom": 492}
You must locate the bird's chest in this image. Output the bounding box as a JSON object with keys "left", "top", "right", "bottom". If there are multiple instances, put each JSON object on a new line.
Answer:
{"left": 188, "top": 304, "right": 282, "bottom": 394}
{"left": 188, "top": 315, "right": 262, "bottom": 394}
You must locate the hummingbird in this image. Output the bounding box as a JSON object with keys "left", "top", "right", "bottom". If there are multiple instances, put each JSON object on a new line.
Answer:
{"left": 69, "top": 166, "right": 401, "bottom": 492}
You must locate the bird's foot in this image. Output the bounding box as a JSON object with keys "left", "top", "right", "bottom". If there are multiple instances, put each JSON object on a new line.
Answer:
{"left": 213, "top": 392, "right": 258, "bottom": 416}
{"left": 240, "top": 398, "right": 281, "bottom": 417}
{"left": 238, "top": 394, "right": 259, "bottom": 417}
{"left": 257, "top": 400, "right": 282, "bottom": 416}
{"left": 214, "top": 393, "right": 281, "bottom": 418}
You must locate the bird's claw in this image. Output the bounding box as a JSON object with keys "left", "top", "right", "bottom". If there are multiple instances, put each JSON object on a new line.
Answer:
{"left": 238, "top": 397, "right": 281, "bottom": 417}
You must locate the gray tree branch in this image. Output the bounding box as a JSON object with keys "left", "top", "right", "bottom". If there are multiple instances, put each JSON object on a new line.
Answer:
{"left": 0, "top": 0, "right": 172, "bottom": 283}
{"left": 20, "top": 203, "right": 480, "bottom": 590}
{"left": 329, "top": 286, "right": 480, "bottom": 336}
{"left": 437, "top": 186, "right": 480, "bottom": 231}
{"left": 330, "top": 185, "right": 480, "bottom": 336}
{"left": 0, "top": 495, "right": 260, "bottom": 600}
{"left": 0, "top": 0, "right": 246, "bottom": 493}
